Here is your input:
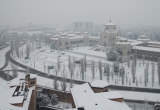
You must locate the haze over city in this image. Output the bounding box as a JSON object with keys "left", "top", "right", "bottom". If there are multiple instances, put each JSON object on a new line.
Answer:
{"left": 1, "top": 0, "right": 160, "bottom": 110}
{"left": 0, "top": 0, "right": 160, "bottom": 28}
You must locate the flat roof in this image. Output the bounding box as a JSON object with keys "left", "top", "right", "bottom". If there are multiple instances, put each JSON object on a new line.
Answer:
{"left": 95, "top": 91, "right": 123, "bottom": 99}
{"left": 0, "top": 77, "right": 35, "bottom": 110}
{"left": 9, "top": 96, "right": 24, "bottom": 104}
{"left": 116, "top": 90, "right": 160, "bottom": 102}
{"left": 71, "top": 83, "right": 131, "bottom": 110}
{"left": 90, "top": 80, "right": 109, "bottom": 88}
{"left": 133, "top": 46, "right": 160, "bottom": 53}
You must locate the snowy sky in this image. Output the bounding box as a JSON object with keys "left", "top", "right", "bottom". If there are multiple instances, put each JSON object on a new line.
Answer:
{"left": 0, "top": 0, "right": 160, "bottom": 27}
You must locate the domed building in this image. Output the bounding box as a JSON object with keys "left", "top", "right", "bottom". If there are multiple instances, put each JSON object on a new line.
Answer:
{"left": 100, "top": 20, "right": 118, "bottom": 50}
{"left": 137, "top": 34, "right": 150, "bottom": 44}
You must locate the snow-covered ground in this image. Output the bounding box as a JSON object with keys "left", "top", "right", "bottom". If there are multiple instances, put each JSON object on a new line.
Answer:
{"left": 12, "top": 44, "right": 160, "bottom": 88}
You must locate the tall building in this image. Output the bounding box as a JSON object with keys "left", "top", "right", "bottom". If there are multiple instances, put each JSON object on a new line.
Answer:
{"left": 100, "top": 20, "right": 118, "bottom": 50}
{"left": 73, "top": 22, "right": 94, "bottom": 34}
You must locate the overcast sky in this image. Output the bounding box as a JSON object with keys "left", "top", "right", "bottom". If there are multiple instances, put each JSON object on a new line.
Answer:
{"left": 0, "top": 0, "right": 160, "bottom": 27}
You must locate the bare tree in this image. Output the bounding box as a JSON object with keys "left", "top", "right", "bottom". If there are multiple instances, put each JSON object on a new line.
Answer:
{"left": 10, "top": 41, "right": 14, "bottom": 56}
{"left": 80, "top": 59, "right": 85, "bottom": 80}
{"left": 69, "top": 57, "right": 75, "bottom": 88}
{"left": 91, "top": 61, "right": 95, "bottom": 80}
{"left": 26, "top": 42, "right": 30, "bottom": 59}
{"left": 53, "top": 70, "right": 58, "bottom": 90}
{"left": 144, "top": 63, "right": 149, "bottom": 87}
{"left": 57, "top": 56, "right": 60, "bottom": 72}
{"left": 131, "top": 57, "right": 136, "bottom": 83}
{"left": 113, "top": 62, "right": 119, "bottom": 75}
{"left": 146, "top": 62, "right": 149, "bottom": 83}
{"left": 61, "top": 67, "right": 67, "bottom": 91}
{"left": 127, "top": 56, "right": 130, "bottom": 68}
{"left": 120, "top": 67, "right": 125, "bottom": 85}
{"left": 151, "top": 62, "right": 155, "bottom": 87}
{"left": 15, "top": 41, "right": 20, "bottom": 58}
{"left": 84, "top": 55, "right": 87, "bottom": 72}
{"left": 104, "top": 64, "right": 110, "bottom": 82}
{"left": 157, "top": 58, "right": 160, "bottom": 85}
{"left": 68, "top": 56, "right": 71, "bottom": 72}
{"left": 98, "top": 61, "right": 102, "bottom": 80}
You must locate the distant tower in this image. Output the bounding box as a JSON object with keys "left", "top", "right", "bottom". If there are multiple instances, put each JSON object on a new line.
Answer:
{"left": 100, "top": 19, "right": 118, "bottom": 50}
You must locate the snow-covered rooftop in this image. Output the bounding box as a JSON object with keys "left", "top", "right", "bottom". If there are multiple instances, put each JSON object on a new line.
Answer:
{"left": 117, "top": 90, "right": 160, "bottom": 102}
{"left": 0, "top": 78, "right": 21, "bottom": 110}
{"left": 90, "top": 80, "right": 109, "bottom": 88}
{"left": 71, "top": 83, "right": 131, "bottom": 110}
{"left": 128, "top": 39, "right": 143, "bottom": 46}
{"left": 0, "top": 76, "right": 35, "bottom": 110}
{"left": 133, "top": 46, "right": 160, "bottom": 53}
{"left": 9, "top": 95, "right": 24, "bottom": 104}
{"left": 95, "top": 91, "right": 123, "bottom": 100}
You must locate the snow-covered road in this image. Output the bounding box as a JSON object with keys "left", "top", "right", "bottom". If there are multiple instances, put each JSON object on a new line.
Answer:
{"left": 0, "top": 47, "right": 10, "bottom": 69}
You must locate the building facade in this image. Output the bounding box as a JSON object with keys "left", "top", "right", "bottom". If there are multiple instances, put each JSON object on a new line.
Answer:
{"left": 100, "top": 20, "right": 118, "bottom": 50}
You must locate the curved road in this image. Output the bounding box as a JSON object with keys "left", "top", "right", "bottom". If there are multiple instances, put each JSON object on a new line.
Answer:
{"left": 9, "top": 51, "right": 86, "bottom": 84}
{"left": 8, "top": 50, "right": 160, "bottom": 93}
{"left": 0, "top": 47, "right": 10, "bottom": 70}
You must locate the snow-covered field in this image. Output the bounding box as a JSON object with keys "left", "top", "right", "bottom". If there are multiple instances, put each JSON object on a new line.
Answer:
{"left": 12, "top": 44, "right": 160, "bottom": 88}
